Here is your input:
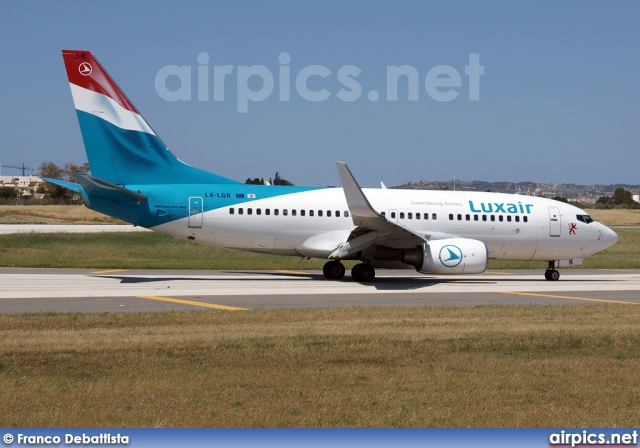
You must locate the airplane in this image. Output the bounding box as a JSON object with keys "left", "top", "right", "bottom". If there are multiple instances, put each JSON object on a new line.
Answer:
{"left": 46, "top": 50, "right": 618, "bottom": 282}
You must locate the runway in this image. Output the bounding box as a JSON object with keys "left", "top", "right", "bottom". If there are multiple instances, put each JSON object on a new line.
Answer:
{"left": 0, "top": 267, "right": 638, "bottom": 313}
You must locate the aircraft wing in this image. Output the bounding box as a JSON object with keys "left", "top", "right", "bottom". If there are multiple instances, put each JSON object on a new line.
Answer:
{"left": 331, "top": 162, "right": 427, "bottom": 259}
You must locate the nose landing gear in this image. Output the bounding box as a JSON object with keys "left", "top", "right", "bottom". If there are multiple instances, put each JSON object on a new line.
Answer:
{"left": 545, "top": 261, "right": 560, "bottom": 281}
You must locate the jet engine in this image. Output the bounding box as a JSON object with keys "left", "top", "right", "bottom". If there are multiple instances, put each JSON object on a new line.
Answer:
{"left": 401, "top": 238, "right": 488, "bottom": 275}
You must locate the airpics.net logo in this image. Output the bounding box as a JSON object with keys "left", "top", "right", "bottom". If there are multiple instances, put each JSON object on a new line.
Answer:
{"left": 155, "top": 52, "right": 484, "bottom": 113}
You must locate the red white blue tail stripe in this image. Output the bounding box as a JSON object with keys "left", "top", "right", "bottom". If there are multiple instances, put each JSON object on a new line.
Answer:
{"left": 61, "top": 50, "right": 239, "bottom": 186}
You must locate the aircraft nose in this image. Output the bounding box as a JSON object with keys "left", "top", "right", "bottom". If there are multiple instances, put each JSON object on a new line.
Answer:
{"left": 598, "top": 225, "right": 618, "bottom": 250}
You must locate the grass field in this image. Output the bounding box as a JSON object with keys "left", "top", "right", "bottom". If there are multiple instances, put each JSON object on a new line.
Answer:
{"left": 1, "top": 206, "right": 638, "bottom": 428}
{"left": 0, "top": 205, "right": 638, "bottom": 270}
{"left": 0, "top": 228, "right": 637, "bottom": 270}
{"left": 0, "top": 205, "right": 123, "bottom": 224}
{"left": 1, "top": 306, "right": 639, "bottom": 427}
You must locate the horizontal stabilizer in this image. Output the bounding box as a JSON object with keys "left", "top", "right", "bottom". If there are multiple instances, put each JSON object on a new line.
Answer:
{"left": 75, "top": 173, "right": 147, "bottom": 202}
{"left": 42, "top": 177, "right": 83, "bottom": 194}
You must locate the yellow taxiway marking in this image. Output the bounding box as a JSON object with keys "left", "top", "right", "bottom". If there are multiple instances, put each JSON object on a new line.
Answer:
{"left": 276, "top": 270, "right": 310, "bottom": 275}
{"left": 91, "top": 269, "right": 127, "bottom": 274}
{"left": 500, "top": 291, "right": 638, "bottom": 305}
{"left": 138, "top": 296, "right": 248, "bottom": 311}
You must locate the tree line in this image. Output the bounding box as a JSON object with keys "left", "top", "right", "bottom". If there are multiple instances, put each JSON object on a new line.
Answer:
{"left": 4, "top": 162, "right": 639, "bottom": 210}
{"left": 245, "top": 171, "right": 294, "bottom": 186}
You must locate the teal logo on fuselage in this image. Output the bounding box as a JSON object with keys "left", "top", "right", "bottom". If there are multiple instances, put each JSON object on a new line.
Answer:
{"left": 469, "top": 200, "right": 533, "bottom": 214}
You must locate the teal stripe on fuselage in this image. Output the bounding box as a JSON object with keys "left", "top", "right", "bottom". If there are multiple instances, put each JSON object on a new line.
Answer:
{"left": 76, "top": 111, "right": 241, "bottom": 186}
{"left": 84, "top": 179, "right": 325, "bottom": 229}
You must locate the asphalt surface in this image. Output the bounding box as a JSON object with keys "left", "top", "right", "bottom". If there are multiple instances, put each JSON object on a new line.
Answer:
{"left": 1, "top": 267, "right": 638, "bottom": 313}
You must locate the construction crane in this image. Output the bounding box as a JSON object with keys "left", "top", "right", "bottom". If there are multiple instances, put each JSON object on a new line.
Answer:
{"left": 0, "top": 162, "right": 34, "bottom": 177}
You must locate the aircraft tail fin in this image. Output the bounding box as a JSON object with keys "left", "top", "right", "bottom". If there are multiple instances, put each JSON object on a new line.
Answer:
{"left": 62, "top": 50, "right": 240, "bottom": 186}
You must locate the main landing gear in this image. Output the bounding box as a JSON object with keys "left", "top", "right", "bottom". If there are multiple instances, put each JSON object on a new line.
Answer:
{"left": 545, "top": 261, "right": 560, "bottom": 281}
{"left": 322, "top": 260, "right": 345, "bottom": 280}
{"left": 322, "top": 261, "right": 375, "bottom": 282}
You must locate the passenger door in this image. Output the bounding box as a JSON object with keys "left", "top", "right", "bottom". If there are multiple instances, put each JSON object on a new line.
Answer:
{"left": 548, "top": 207, "right": 561, "bottom": 237}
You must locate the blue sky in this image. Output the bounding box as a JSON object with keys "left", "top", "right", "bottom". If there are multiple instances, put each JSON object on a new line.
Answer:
{"left": 1, "top": 1, "right": 638, "bottom": 187}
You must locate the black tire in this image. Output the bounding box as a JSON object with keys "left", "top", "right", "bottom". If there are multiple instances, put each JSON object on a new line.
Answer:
{"left": 544, "top": 270, "right": 560, "bottom": 281}
{"left": 352, "top": 263, "right": 375, "bottom": 282}
{"left": 323, "top": 261, "right": 345, "bottom": 280}
{"left": 351, "top": 263, "right": 363, "bottom": 281}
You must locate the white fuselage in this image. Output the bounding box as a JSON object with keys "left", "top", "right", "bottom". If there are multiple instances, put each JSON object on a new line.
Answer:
{"left": 153, "top": 188, "right": 617, "bottom": 262}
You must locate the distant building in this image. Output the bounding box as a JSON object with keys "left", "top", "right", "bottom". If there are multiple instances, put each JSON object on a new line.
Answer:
{"left": 0, "top": 175, "right": 45, "bottom": 199}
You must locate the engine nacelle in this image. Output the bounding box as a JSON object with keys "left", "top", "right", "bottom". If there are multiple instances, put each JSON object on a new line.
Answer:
{"left": 403, "top": 238, "right": 488, "bottom": 275}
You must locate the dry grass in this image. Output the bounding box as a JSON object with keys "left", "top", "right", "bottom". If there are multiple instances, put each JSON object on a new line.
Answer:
{"left": 585, "top": 208, "right": 640, "bottom": 226}
{"left": 0, "top": 205, "right": 123, "bottom": 224}
{"left": 1, "top": 306, "right": 639, "bottom": 427}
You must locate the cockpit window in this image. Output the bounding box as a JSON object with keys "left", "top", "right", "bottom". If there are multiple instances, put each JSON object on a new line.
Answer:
{"left": 576, "top": 214, "right": 593, "bottom": 224}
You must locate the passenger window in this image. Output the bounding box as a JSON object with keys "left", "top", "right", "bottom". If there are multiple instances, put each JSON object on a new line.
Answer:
{"left": 449, "top": 214, "right": 454, "bottom": 220}
{"left": 310, "top": 210, "right": 314, "bottom": 217}
{"left": 474, "top": 215, "right": 479, "bottom": 221}
{"left": 301, "top": 210, "right": 305, "bottom": 217}
{"left": 482, "top": 215, "right": 487, "bottom": 221}
{"left": 466, "top": 214, "right": 470, "bottom": 221}
{"left": 335, "top": 210, "right": 340, "bottom": 217}
{"left": 416, "top": 213, "right": 420, "bottom": 220}
{"left": 499, "top": 215, "right": 503, "bottom": 222}
{"left": 390, "top": 212, "right": 396, "bottom": 219}
{"left": 457, "top": 214, "right": 462, "bottom": 221}
{"left": 491, "top": 215, "right": 495, "bottom": 222}
{"left": 507, "top": 216, "right": 512, "bottom": 222}
{"left": 399, "top": 212, "right": 405, "bottom": 219}
{"left": 432, "top": 213, "right": 437, "bottom": 220}
{"left": 257, "top": 208, "right": 261, "bottom": 215}
{"left": 523, "top": 216, "right": 528, "bottom": 223}
{"left": 344, "top": 211, "right": 349, "bottom": 217}
{"left": 515, "top": 216, "right": 519, "bottom": 222}
{"left": 239, "top": 208, "right": 244, "bottom": 215}
{"left": 229, "top": 208, "right": 234, "bottom": 215}
{"left": 247, "top": 208, "right": 253, "bottom": 215}
{"left": 274, "top": 209, "right": 279, "bottom": 216}
{"left": 381, "top": 211, "right": 386, "bottom": 217}
{"left": 292, "top": 209, "right": 297, "bottom": 216}
{"left": 424, "top": 213, "right": 429, "bottom": 220}
{"left": 408, "top": 213, "right": 413, "bottom": 219}
{"left": 283, "top": 209, "right": 288, "bottom": 216}
{"left": 266, "top": 209, "right": 270, "bottom": 216}
{"left": 318, "top": 210, "right": 323, "bottom": 217}
{"left": 327, "top": 210, "right": 332, "bottom": 217}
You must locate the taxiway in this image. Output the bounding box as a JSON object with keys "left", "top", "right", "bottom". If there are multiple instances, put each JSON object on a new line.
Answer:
{"left": 0, "top": 267, "right": 638, "bottom": 313}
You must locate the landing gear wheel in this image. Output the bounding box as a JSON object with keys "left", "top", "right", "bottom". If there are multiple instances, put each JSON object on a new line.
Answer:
{"left": 351, "top": 263, "right": 375, "bottom": 282}
{"left": 544, "top": 270, "right": 560, "bottom": 281}
{"left": 323, "top": 261, "right": 345, "bottom": 280}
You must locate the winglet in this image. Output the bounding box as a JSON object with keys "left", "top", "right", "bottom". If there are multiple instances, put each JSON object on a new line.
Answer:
{"left": 336, "top": 161, "right": 382, "bottom": 225}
